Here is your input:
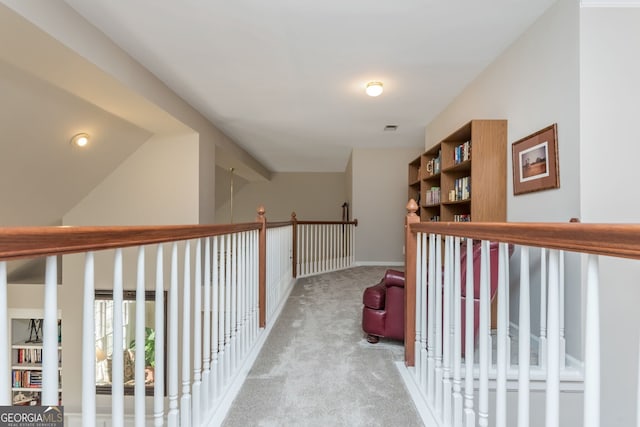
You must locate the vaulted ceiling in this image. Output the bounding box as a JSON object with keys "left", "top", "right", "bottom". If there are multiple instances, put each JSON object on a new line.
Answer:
{"left": 0, "top": 0, "right": 557, "bottom": 229}
{"left": 63, "top": 0, "right": 557, "bottom": 172}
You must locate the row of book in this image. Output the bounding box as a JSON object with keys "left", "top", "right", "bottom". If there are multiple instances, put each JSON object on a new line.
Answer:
{"left": 14, "top": 348, "right": 62, "bottom": 365}
{"left": 12, "top": 370, "right": 42, "bottom": 388}
{"left": 15, "top": 348, "right": 42, "bottom": 364}
{"left": 452, "top": 176, "right": 471, "bottom": 201}
{"left": 454, "top": 141, "right": 471, "bottom": 164}
{"left": 424, "top": 187, "right": 441, "bottom": 206}
{"left": 453, "top": 214, "right": 471, "bottom": 222}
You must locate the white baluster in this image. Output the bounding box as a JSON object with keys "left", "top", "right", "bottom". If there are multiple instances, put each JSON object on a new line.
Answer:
{"left": 504, "top": 244, "right": 511, "bottom": 369}
{"left": 435, "top": 234, "right": 443, "bottom": 419}
{"left": 202, "top": 238, "right": 211, "bottom": 412}
{"left": 154, "top": 245, "right": 165, "bottom": 427}
{"left": 443, "top": 236, "right": 452, "bottom": 425}
{"left": 584, "top": 255, "right": 600, "bottom": 427}
{"left": 415, "top": 231, "right": 422, "bottom": 384}
{"left": 224, "top": 234, "right": 232, "bottom": 383}
{"left": 231, "top": 233, "right": 238, "bottom": 371}
{"left": 351, "top": 224, "right": 356, "bottom": 267}
{"left": 239, "top": 232, "right": 246, "bottom": 357}
{"left": 112, "top": 250, "right": 124, "bottom": 427}
{"left": 211, "top": 236, "right": 219, "bottom": 399}
{"left": 168, "top": 243, "right": 179, "bottom": 427}
{"left": 420, "top": 233, "right": 428, "bottom": 392}
{"left": 192, "top": 239, "right": 202, "bottom": 427}
{"left": 464, "top": 238, "right": 475, "bottom": 427}
{"left": 82, "top": 253, "right": 95, "bottom": 426}
{"left": 427, "top": 233, "right": 436, "bottom": 405}
{"left": 545, "top": 250, "right": 560, "bottom": 427}
{"left": 43, "top": 256, "right": 59, "bottom": 406}
{"left": 559, "top": 250, "right": 566, "bottom": 369}
{"left": 250, "top": 230, "right": 257, "bottom": 339}
{"left": 181, "top": 242, "right": 192, "bottom": 427}
{"left": 301, "top": 225, "right": 307, "bottom": 276}
{"left": 496, "top": 243, "right": 508, "bottom": 427}
{"left": 453, "top": 237, "right": 463, "bottom": 427}
{"left": 539, "top": 248, "right": 547, "bottom": 368}
{"left": 478, "top": 240, "right": 490, "bottom": 427}
{"left": 518, "top": 246, "right": 531, "bottom": 427}
{"left": 135, "top": 247, "right": 146, "bottom": 427}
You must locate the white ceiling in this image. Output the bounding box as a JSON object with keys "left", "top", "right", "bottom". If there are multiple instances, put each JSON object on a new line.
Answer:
{"left": 63, "top": 0, "right": 557, "bottom": 173}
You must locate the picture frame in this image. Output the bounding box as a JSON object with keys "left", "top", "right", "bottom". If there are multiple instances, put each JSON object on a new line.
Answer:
{"left": 512, "top": 123, "right": 559, "bottom": 195}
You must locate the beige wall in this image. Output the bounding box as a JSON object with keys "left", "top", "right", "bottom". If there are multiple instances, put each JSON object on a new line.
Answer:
{"left": 64, "top": 133, "right": 201, "bottom": 226}
{"left": 580, "top": 7, "right": 640, "bottom": 426}
{"left": 345, "top": 153, "right": 353, "bottom": 220}
{"left": 426, "top": 0, "right": 580, "bottom": 223}
{"left": 351, "top": 147, "right": 423, "bottom": 265}
{"left": 424, "top": 0, "right": 582, "bottom": 360}
{"left": 215, "top": 169, "right": 347, "bottom": 223}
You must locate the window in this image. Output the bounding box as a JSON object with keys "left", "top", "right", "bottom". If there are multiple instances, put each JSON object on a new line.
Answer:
{"left": 94, "top": 290, "right": 166, "bottom": 396}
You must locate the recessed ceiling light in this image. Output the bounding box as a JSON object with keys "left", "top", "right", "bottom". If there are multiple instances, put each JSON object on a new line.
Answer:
{"left": 70, "top": 133, "right": 90, "bottom": 148}
{"left": 365, "top": 81, "right": 383, "bottom": 97}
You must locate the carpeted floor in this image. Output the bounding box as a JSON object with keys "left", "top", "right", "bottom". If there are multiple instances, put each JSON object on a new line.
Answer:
{"left": 222, "top": 266, "right": 424, "bottom": 427}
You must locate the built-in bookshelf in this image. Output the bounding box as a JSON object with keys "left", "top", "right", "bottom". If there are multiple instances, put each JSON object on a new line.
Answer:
{"left": 408, "top": 120, "right": 507, "bottom": 222}
{"left": 10, "top": 311, "right": 62, "bottom": 406}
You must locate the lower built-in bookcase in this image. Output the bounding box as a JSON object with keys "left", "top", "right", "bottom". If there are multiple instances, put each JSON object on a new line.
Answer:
{"left": 9, "top": 309, "right": 62, "bottom": 406}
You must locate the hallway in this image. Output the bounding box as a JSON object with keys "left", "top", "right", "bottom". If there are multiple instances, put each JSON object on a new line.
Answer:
{"left": 222, "top": 266, "right": 423, "bottom": 427}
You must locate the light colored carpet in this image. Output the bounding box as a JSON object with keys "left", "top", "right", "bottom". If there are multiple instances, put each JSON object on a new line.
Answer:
{"left": 222, "top": 266, "right": 424, "bottom": 427}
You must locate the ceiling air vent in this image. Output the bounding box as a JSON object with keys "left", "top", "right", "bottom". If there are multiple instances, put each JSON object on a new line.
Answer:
{"left": 384, "top": 125, "right": 398, "bottom": 131}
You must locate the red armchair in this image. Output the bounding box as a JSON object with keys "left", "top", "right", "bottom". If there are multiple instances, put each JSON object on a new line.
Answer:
{"left": 362, "top": 269, "right": 405, "bottom": 343}
{"left": 362, "top": 242, "right": 509, "bottom": 349}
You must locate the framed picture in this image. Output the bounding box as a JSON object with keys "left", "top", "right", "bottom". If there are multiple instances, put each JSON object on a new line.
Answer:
{"left": 512, "top": 123, "right": 559, "bottom": 195}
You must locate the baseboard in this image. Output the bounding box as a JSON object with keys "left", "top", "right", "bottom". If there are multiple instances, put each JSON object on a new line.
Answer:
{"left": 395, "top": 362, "right": 440, "bottom": 427}
{"left": 354, "top": 261, "right": 404, "bottom": 267}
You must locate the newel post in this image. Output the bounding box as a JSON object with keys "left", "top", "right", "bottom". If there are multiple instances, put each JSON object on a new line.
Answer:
{"left": 257, "top": 206, "right": 267, "bottom": 328}
{"left": 405, "top": 199, "right": 420, "bottom": 366}
{"left": 291, "top": 212, "right": 298, "bottom": 278}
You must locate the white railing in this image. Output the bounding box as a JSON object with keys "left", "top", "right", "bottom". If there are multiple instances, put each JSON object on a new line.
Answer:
{"left": 295, "top": 219, "right": 356, "bottom": 278}
{"left": 401, "top": 205, "right": 640, "bottom": 427}
{"left": 266, "top": 223, "right": 294, "bottom": 322}
{"left": 0, "top": 209, "right": 357, "bottom": 426}
{"left": 0, "top": 221, "right": 265, "bottom": 427}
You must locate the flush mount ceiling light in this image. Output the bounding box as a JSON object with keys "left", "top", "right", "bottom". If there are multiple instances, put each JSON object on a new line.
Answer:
{"left": 365, "top": 81, "right": 383, "bottom": 97}
{"left": 70, "top": 133, "right": 90, "bottom": 148}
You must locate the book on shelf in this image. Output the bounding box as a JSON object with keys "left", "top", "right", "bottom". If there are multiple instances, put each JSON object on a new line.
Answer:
{"left": 424, "top": 186, "right": 441, "bottom": 206}
{"left": 451, "top": 176, "right": 471, "bottom": 201}
{"left": 454, "top": 141, "right": 471, "bottom": 164}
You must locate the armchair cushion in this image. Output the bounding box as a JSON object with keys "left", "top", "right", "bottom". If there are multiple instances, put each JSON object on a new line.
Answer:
{"left": 362, "top": 281, "right": 386, "bottom": 310}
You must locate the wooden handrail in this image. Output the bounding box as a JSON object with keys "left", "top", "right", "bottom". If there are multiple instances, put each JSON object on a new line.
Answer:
{"left": 266, "top": 221, "right": 292, "bottom": 229}
{"left": 296, "top": 220, "right": 358, "bottom": 226}
{"left": 0, "top": 223, "right": 261, "bottom": 261}
{"left": 409, "top": 221, "right": 640, "bottom": 260}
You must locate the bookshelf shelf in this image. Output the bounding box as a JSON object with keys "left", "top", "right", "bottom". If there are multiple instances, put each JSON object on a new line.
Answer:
{"left": 9, "top": 312, "right": 62, "bottom": 406}
{"left": 408, "top": 120, "right": 506, "bottom": 223}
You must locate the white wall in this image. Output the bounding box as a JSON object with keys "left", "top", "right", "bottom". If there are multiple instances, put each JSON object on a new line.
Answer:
{"left": 351, "top": 147, "right": 423, "bottom": 265}
{"left": 424, "top": 0, "right": 582, "bottom": 359}
{"left": 580, "top": 7, "right": 640, "bottom": 425}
